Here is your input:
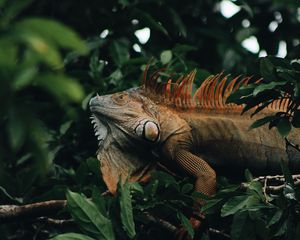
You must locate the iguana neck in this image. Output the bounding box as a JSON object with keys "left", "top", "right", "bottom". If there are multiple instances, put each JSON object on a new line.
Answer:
{"left": 155, "top": 104, "right": 191, "bottom": 144}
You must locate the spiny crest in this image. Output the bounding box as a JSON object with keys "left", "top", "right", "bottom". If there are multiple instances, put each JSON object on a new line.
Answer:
{"left": 141, "top": 67, "right": 289, "bottom": 113}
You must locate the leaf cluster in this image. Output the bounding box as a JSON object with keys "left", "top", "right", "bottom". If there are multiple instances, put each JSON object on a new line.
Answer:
{"left": 228, "top": 56, "right": 300, "bottom": 137}
{"left": 201, "top": 165, "right": 300, "bottom": 240}
{"left": 51, "top": 171, "right": 196, "bottom": 240}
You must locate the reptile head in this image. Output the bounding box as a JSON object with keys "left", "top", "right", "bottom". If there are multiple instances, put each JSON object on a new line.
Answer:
{"left": 89, "top": 88, "right": 159, "bottom": 193}
{"left": 89, "top": 88, "right": 160, "bottom": 145}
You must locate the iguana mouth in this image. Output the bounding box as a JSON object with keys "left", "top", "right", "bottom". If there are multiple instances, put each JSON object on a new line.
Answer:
{"left": 90, "top": 114, "right": 108, "bottom": 147}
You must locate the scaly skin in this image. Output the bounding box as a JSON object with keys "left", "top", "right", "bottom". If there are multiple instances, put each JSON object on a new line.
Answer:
{"left": 90, "top": 70, "right": 300, "bottom": 239}
{"left": 89, "top": 87, "right": 300, "bottom": 196}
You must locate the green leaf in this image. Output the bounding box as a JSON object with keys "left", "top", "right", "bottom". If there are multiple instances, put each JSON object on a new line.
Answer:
{"left": 280, "top": 158, "right": 294, "bottom": 187}
{"left": 19, "top": 33, "right": 63, "bottom": 67}
{"left": 221, "top": 195, "right": 249, "bottom": 217}
{"left": 144, "top": 179, "right": 159, "bottom": 197}
{"left": 177, "top": 212, "right": 194, "bottom": 239}
{"left": 230, "top": 212, "right": 256, "bottom": 240}
{"left": 277, "top": 68, "right": 297, "bottom": 82}
{"left": 201, "top": 198, "right": 223, "bottom": 214}
{"left": 109, "top": 39, "right": 130, "bottom": 66}
{"left": 294, "top": 82, "right": 300, "bottom": 98}
{"left": 283, "top": 183, "right": 296, "bottom": 200}
{"left": 260, "top": 57, "right": 275, "bottom": 81}
{"left": 0, "top": 186, "right": 22, "bottom": 204}
{"left": 250, "top": 101, "right": 272, "bottom": 117}
{"left": 109, "top": 69, "right": 123, "bottom": 85}
{"left": 151, "top": 171, "right": 178, "bottom": 189}
{"left": 269, "top": 57, "right": 292, "bottom": 69}
{"left": 15, "top": 18, "right": 88, "bottom": 54}
{"left": 181, "top": 183, "right": 194, "bottom": 194}
{"left": 129, "top": 182, "right": 144, "bottom": 194}
{"left": 274, "top": 219, "right": 287, "bottom": 237}
{"left": 92, "top": 187, "right": 108, "bottom": 218}
{"left": 51, "top": 233, "right": 96, "bottom": 240}
{"left": 276, "top": 118, "right": 291, "bottom": 137}
{"left": 13, "top": 67, "right": 37, "bottom": 90}
{"left": 192, "top": 191, "right": 211, "bottom": 201}
{"left": 241, "top": 91, "right": 280, "bottom": 114}
{"left": 60, "top": 121, "right": 72, "bottom": 135}
{"left": 86, "top": 157, "right": 101, "bottom": 175}
{"left": 118, "top": 180, "right": 136, "bottom": 239}
{"left": 168, "top": 8, "right": 187, "bottom": 37}
{"left": 36, "top": 73, "right": 84, "bottom": 102}
{"left": 173, "top": 44, "right": 197, "bottom": 55}
{"left": 118, "top": 0, "right": 130, "bottom": 8}
{"left": 253, "top": 81, "right": 287, "bottom": 96}
{"left": 248, "top": 181, "right": 264, "bottom": 201}
{"left": 8, "top": 111, "right": 26, "bottom": 151}
{"left": 244, "top": 169, "right": 253, "bottom": 182}
{"left": 267, "top": 209, "right": 283, "bottom": 227}
{"left": 226, "top": 85, "right": 255, "bottom": 104}
{"left": 160, "top": 50, "right": 172, "bottom": 65}
{"left": 249, "top": 115, "right": 276, "bottom": 129}
{"left": 66, "top": 190, "right": 115, "bottom": 240}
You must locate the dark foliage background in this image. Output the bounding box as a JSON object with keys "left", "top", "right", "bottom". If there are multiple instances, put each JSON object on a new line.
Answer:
{"left": 1, "top": 0, "right": 300, "bottom": 239}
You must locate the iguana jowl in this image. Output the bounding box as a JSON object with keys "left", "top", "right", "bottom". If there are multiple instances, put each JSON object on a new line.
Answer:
{"left": 89, "top": 69, "right": 300, "bottom": 196}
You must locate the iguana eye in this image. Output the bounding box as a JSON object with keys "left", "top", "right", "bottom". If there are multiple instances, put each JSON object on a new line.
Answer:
{"left": 112, "top": 93, "right": 129, "bottom": 105}
{"left": 135, "top": 120, "right": 160, "bottom": 142}
{"left": 144, "top": 121, "right": 159, "bottom": 142}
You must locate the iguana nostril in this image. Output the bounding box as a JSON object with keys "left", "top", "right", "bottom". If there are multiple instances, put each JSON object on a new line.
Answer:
{"left": 144, "top": 121, "right": 159, "bottom": 142}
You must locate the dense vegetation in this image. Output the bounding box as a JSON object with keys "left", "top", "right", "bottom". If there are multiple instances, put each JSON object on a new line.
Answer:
{"left": 1, "top": 0, "right": 300, "bottom": 239}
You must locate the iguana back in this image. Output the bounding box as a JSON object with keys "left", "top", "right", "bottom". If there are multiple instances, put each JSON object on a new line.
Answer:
{"left": 179, "top": 112, "right": 300, "bottom": 175}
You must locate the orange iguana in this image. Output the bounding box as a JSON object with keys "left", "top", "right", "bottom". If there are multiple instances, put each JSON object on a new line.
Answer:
{"left": 89, "top": 68, "right": 300, "bottom": 197}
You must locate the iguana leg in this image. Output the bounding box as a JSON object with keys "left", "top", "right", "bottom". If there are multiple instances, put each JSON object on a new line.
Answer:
{"left": 175, "top": 149, "right": 216, "bottom": 196}
{"left": 174, "top": 150, "right": 216, "bottom": 239}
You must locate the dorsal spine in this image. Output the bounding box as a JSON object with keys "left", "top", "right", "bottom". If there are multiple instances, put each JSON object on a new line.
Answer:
{"left": 142, "top": 67, "right": 290, "bottom": 113}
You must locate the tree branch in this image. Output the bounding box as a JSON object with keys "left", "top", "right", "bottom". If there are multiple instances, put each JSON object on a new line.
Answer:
{"left": 0, "top": 200, "right": 66, "bottom": 223}
{"left": 144, "top": 213, "right": 178, "bottom": 234}
{"left": 0, "top": 191, "right": 110, "bottom": 223}
{"left": 241, "top": 174, "right": 300, "bottom": 193}
{"left": 37, "top": 217, "right": 75, "bottom": 227}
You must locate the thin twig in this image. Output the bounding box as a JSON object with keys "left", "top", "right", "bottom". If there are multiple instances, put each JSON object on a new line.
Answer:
{"left": 208, "top": 228, "right": 230, "bottom": 239}
{"left": 262, "top": 177, "right": 269, "bottom": 203}
{"left": 37, "top": 217, "right": 75, "bottom": 227}
{"left": 285, "top": 137, "right": 300, "bottom": 152}
{"left": 253, "top": 174, "right": 300, "bottom": 182}
{"left": 241, "top": 176, "right": 300, "bottom": 193}
{"left": 144, "top": 213, "right": 178, "bottom": 235}
{"left": 266, "top": 179, "right": 300, "bottom": 192}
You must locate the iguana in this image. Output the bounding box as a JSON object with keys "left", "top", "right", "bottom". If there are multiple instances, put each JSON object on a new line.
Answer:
{"left": 89, "top": 68, "right": 300, "bottom": 198}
